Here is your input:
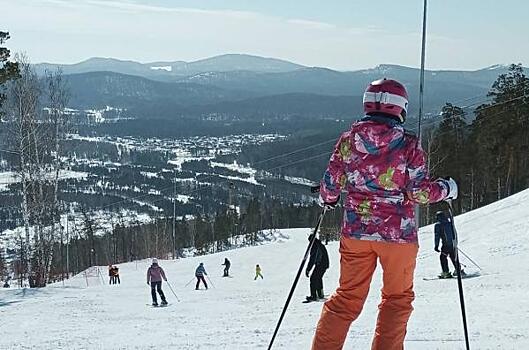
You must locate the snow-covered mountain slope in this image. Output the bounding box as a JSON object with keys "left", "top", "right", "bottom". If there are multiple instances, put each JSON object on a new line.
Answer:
{"left": 1, "top": 189, "right": 529, "bottom": 349}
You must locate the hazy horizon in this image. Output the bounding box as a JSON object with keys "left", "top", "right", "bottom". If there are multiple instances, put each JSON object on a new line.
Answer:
{"left": 3, "top": 0, "right": 528, "bottom": 71}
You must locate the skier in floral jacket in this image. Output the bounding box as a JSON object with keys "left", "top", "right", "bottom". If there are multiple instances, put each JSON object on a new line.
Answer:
{"left": 311, "top": 78, "right": 458, "bottom": 350}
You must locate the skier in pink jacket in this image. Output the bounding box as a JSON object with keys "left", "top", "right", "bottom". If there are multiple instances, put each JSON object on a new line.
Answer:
{"left": 147, "top": 258, "right": 168, "bottom": 306}
{"left": 311, "top": 78, "right": 458, "bottom": 350}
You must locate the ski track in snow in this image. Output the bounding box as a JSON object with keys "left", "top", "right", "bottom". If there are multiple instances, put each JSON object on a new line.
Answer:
{"left": 1, "top": 189, "right": 529, "bottom": 349}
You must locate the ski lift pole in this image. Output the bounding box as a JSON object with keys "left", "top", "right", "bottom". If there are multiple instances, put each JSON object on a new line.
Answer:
{"left": 446, "top": 200, "right": 471, "bottom": 350}
{"left": 415, "top": 0, "right": 428, "bottom": 228}
{"left": 267, "top": 207, "right": 327, "bottom": 350}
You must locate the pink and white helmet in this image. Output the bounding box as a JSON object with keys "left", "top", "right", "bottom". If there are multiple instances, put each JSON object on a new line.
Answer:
{"left": 363, "top": 78, "right": 409, "bottom": 123}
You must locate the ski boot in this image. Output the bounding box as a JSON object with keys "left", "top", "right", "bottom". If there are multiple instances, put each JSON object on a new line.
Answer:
{"left": 317, "top": 289, "right": 325, "bottom": 300}
{"left": 152, "top": 301, "right": 159, "bottom": 307}
{"left": 160, "top": 300, "right": 168, "bottom": 306}
{"left": 303, "top": 295, "right": 318, "bottom": 303}
{"left": 438, "top": 271, "right": 453, "bottom": 279}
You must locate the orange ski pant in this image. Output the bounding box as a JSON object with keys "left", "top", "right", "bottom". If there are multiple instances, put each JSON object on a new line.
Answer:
{"left": 312, "top": 238, "right": 418, "bottom": 350}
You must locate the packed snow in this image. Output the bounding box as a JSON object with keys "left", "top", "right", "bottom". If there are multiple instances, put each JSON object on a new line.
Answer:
{"left": 1, "top": 189, "right": 529, "bottom": 349}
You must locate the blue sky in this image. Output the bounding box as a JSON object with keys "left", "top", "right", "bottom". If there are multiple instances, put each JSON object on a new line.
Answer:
{"left": 2, "top": 0, "right": 528, "bottom": 70}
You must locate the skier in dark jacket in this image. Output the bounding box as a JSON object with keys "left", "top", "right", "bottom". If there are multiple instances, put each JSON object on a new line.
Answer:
{"left": 195, "top": 263, "right": 208, "bottom": 290}
{"left": 146, "top": 258, "right": 168, "bottom": 306}
{"left": 222, "top": 258, "right": 231, "bottom": 277}
{"left": 305, "top": 234, "right": 330, "bottom": 302}
{"left": 434, "top": 211, "right": 463, "bottom": 278}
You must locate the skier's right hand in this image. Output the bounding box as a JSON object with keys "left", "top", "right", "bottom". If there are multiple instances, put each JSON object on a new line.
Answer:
{"left": 318, "top": 196, "right": 338, "bottom": 210}
{"left": 147, "top": 282, "right": 150, "bottom": 286}
{"left": 442, "top": 177, "right": 458, "bottom": 200}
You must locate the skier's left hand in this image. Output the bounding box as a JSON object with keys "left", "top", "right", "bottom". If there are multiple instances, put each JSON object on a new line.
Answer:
{"left": 443, "top": 177, "right": 458, "bottom": 200}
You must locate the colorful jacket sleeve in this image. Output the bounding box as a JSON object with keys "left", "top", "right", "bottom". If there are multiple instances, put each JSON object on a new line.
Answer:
{"left": 319, "top": 134, "right": 348, "bottom": 204}
{"left": 405, "top": 138, "right": 449, "bottom": 204}
{"left": 160, "top": 267, "right": 167, "bottom": 281}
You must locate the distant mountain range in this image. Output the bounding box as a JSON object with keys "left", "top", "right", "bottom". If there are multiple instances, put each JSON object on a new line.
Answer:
{"left": 35, "top": 54, "right": 305, "bottom": 78}
{"left": 35, "top": 54, "right": 528, "bottom": 121}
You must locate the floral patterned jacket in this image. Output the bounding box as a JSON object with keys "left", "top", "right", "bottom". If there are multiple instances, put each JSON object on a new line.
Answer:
{"left": 320, "top": 115, "right": 450, "bottom": 243}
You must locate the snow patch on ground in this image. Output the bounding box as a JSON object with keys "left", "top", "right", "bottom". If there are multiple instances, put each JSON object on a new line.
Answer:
{"left": 3, "top": 190, "right": 529, "bottom": 348}
{"left": 283, "top": 175, "right": 316, "bottom": 187}
{"left": 150, "top": 66, "right": 172, "bottom": 72}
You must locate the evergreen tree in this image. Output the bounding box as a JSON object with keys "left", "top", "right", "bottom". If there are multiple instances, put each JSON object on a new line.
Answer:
{"left": 0, "top": 31, "right": 20, "bottom": 113}
{"left": 472, "top": 64, "right": 529, "bottom": 201}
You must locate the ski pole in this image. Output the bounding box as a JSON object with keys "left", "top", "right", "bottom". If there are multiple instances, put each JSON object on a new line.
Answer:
{"left": 184, "top": 277, "right": 195, "bottom": 288}
{"left": 166, "top": 281, "right": 180, "bottom": 302}
{"left": 458, "top": 248, "right": 482, "bottom": 271}
{"left": 446, "top": 200, "right": 471, "bottom": 350}
{"left": 267, "top": 207, "right": 327, "bottom": 350}
{"left": 206, "top": 275, "right": 215, "bottom": 289}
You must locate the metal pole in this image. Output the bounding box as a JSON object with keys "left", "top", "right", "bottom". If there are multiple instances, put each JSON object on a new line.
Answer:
{"left": 418, "top": 0, "right": 428, "bottom": 139}
{"left": 415, "top": 0, "right": 428, "bottom": 227}
{"left": 66, "top": 214, "right": 69, "bottom": 278}
{"left": 173, "top": 169, "right": 177, "bottom": 259}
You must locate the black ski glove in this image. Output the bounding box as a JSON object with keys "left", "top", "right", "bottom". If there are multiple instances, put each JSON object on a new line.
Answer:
{"left": 305, "top": 270, "right": 310, "bottom": 278}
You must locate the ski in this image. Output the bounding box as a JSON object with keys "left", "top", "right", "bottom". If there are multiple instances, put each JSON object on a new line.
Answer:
{"left": 302, "top": 298, "right": 327, "bottom": 304}
{"left": 146, "top": 303, "right": 170, "bottom": 308}
{"left": 423, "top": 271, "right": 481, "bottom": 281}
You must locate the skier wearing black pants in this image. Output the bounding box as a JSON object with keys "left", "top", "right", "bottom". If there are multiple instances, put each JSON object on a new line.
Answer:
{"left": 195, "top": 263, "right": 208, "bottom": 290}
{"left": 147, "top": 258, "right": 168, "bottom": 306}
{"left": 305, "top": 234, "right": 329, "bottom": 302}
{"left": 434, "top": 211, "right": 463, "bottom": 278}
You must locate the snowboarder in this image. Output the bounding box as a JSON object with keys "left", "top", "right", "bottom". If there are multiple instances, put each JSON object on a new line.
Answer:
{"left": 146, "top": 258, "right": 168, "bottom": 306}
{"left": 304, "top": 234, "right": 329, "bottom": 302}
{"left": 112, "top": 265, "right": 121, "bottom": 284}
{"left": 434, "top": 211, "right": 463, "bottom": 278}
{"left": 254, "top": 264, "right": 263, "bottom": 280}
{"left": 311, "top": 78, "right": 458, "bottom": 350}
{"left": 222, "top": 258, "right": 231, "bottom": 277}
{"left": 195, "top": 262, "right": 208, "bottom": 290}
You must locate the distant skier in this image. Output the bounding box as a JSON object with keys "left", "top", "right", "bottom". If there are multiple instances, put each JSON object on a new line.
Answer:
{"left": 311, "top": 78, "right": 458, "bottom": 350}
{"left": 304, "top": 234, "right": 329, "bottom": 302}
{"left": 195, "top": 263, "right": 208, "bottom": 290}
{"left": 108, "top": 265, "right": 114, "bottom": 285}
{"left": 254, "top": 264, "right": 263, "bottom": 280}
{"left": 222, "top": 258, "right": 231, "bottom": 277}
{"left": 112, "top": 266, "right": 121, "bottom": 284}
{"left": 434, "top": 211, "right": 463, "bottom": 278}
{"left": 146, "top": 258, "right": 168, "bottom": 306}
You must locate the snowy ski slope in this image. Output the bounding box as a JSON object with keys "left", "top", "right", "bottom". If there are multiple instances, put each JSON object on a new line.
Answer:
{"left": 1, "top": 189, "right": 529, "bottom": 349}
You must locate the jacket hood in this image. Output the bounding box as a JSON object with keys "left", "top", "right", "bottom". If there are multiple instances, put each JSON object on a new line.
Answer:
{"left": 352, "top": 115, "right": 407, "bottom": 156}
